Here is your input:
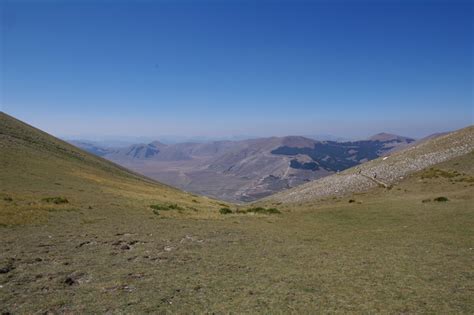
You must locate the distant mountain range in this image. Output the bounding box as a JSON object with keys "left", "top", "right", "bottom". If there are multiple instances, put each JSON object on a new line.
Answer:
{"left": 69, "top": 132, "right": 421, "bottom": 202}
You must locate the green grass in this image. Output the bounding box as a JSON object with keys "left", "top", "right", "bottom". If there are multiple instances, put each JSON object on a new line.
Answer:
{"left": 2, "top": 163, "right": 472, "bottom": 313}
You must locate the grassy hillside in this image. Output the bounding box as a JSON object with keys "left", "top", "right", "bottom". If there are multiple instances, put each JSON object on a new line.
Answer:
{"left": 1, "top": 113, "right": 473, "bottom": 313}
{"left": 0, "top": 112, "right": 224, "bottom": 225}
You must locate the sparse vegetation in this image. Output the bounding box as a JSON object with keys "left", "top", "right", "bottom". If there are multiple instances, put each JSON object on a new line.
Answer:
{"left": 42, "top": 196, "right": 69, "bottom": 204}
{"left": 420, "top": 168, "right": 461, "bottom": 179}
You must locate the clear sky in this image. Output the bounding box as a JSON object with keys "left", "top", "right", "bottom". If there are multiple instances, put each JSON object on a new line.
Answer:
{"left": 1, "top": 0, "right": 472, "bottom": 140}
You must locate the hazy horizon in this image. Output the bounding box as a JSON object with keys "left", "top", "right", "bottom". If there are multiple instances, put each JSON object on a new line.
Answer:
{"left": 61, "top": 123, "right": 466, "bottom": 145}
{"left": 2, "top": 109, "right": 471, "bottom": 141}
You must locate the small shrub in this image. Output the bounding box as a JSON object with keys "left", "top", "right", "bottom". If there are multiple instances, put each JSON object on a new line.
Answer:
{"left": 348, "top": 199, "right": 356, "bottom": 203}
{"left": 455, "top": 176, "right": 474, "bottom": 183}
{"left": 245, "top": 207, "right": 265, "bottom": 214}
{"left": 150, "top": 204, "right": 165, "bottom": 210}
{"left": 422, "top": 199, "right": 431, "bottom": 203}
{"left": 245, "top": 207, "right": 281, "bottom": 214}
{"left": 150, "top": 203, "right": 183, "bottom": 211}
{"left": 42, "top": 197, "right": 69, "bottom": 204}
{"left": 152, "top": 209, "right": 160, "bottom": 216}
{"left": 433, "top": 196, "right": 449, "bottom": 202}
{"left": 219, "top": 208, "right": 232, "bottom": 214}
{"left": 3, "top": 196, "right": 13, "bottom": 202}
{"left": 266, "top": 208, "right": 281, "bottom": 214}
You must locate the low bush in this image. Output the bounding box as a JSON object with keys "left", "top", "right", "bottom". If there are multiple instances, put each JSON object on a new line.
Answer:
{"left": 150, "top": 203, "right": 184, "bottom": 211}
{"left": 348, "top": 199, "right": 356, "bottom": 203}
{"left": 42, "top": 197, "right": 69, "bottom": 204}
{"left": 245, "top": 207, "right": 281, "bottom": 214}
{"left": 454, "top": 176, "right": 474, "bottom": 183}
{"left": 219, "top": 208, "right": 232, "bottom": 214}
{"left": 422, "top": 199, "right": 431, "bottom": 203}
{"left": 3, "top": 196, "right": 13, "bottom": 202}
{"left": 433, "top": 196, "right": 449, "bottom": 202}
{"left": 245, "top": 207, "right": 265, "bottom": 214}
{"left": 265, "top": 208, "right": 281, "bottom": 214}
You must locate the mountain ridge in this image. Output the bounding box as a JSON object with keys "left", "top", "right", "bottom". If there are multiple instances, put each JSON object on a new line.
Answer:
{"left": 264, "top": 125, "right": 474, "bottom": 204}
{"left": 72, "top": 133, "right": 416, "bottom": 202}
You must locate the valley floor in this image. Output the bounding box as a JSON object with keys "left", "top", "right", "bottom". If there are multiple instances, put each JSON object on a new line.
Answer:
{"left": 1, "top": 160, "right": 473, "bottom": 313}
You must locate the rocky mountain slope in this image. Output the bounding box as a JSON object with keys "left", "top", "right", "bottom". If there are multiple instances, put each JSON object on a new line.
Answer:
{"left": 73, "top": 133, "right": 415, "bottom": 202}
{"left": 265, "top": 126, "right": 474, "bottom": 204}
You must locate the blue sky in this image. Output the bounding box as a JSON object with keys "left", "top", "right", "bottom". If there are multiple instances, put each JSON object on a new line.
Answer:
{"left": 1, "top": 0, "right": 472, "bottom": 140}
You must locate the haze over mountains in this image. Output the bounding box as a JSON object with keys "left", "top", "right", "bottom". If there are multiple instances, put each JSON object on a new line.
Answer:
{"left": 71, "top": 133, "right": 417, "bottom": 202}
